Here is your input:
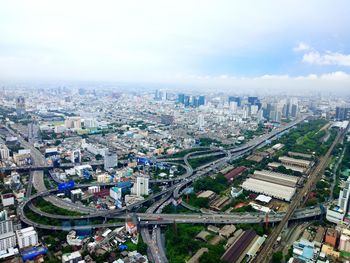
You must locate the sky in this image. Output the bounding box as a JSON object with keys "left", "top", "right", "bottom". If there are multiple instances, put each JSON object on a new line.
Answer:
{"left": 1, "top": 0, "right": 350, "bottom": 93}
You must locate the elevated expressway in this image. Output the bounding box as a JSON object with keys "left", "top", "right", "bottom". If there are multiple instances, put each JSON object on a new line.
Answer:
{"left": 13, "top": 116, "right": 308, "bottom": 226}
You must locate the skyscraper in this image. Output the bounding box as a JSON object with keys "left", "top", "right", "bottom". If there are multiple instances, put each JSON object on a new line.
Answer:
{"left": 336, "top": 107, "right": 349, "bottom": 121}
{"left": 131, "top": 176, "right": 149, "bottom": 196}
{"left": 228, "top": 96, "right": 241, "bottom": 107}
{"left": 198, "top": 95, "right": 206, "bottom": 106}
{"left": 0, "top": 210, "right": 16, "bottom": 251}
{"left": 177, "top": 93, "right": 185, "bottom": 104}
{"left": 16, "top": 97, "right": 25, "bottom": 116}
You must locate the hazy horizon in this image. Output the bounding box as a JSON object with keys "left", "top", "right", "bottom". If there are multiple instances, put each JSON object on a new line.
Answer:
{"left": 1, "top": 0, "right": 350, "bottom": 94}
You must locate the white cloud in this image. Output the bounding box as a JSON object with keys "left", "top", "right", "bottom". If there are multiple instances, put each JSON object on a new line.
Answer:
{"left": 302, "top": 51, "right": 350, "bottom": 66}
{"left": 293, "top": 42, "right": 311, "bottom": 52}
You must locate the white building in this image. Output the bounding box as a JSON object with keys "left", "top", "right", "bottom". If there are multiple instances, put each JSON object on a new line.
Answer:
{"left": 131, "top": 176, "right": 149, "bottom": 196}
{"left": 83, "top": 118, "right": 97, "bottom": 128}
{"left": 0, "top": 144, "right": 10, "bottom": 160}
{"left": 62, "top": 251, "right": 83, "bottom": 263}
{"left": 66, "top": 231, "right": 83, "bottom": 246}
{"left": 16, "top": 227, "right": 38, "bottom": 249}
{"left": 0, "top": 211, "right": 16, "bottom": 251}
{"left": 326, "top": 177, "right": 350, "bottom": 224}
{"left": 197, "top": 114, "right": 205, "bottom": 129}
{"left": 241, "top": 177, "right": 296, "bottom": 201}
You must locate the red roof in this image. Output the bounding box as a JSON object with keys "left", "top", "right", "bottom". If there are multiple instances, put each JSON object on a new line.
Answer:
{"left": 224, "top": 166, "right": 247, "bottom": 181}
{"left": 234, "top": 202, "right": 246, "bottom": 209}
{"left": 93, "top": 188, "right": 109, "bottom": 198}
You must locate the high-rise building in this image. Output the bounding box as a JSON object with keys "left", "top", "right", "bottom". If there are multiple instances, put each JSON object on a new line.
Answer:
{"left": 177, "top": 93, "right": 185, "bottom": 104}
{"left": 291, "top": 104, "right": 298, "bottom": 118}
{"left": 104, "top": 151, "right": 118, "bottom": 170}
{"left": 64, "top": 117, "right": 81, "bottom": 130}
{"left": 228, "top": 96, "right": 241, "bottom": 107}
{"left": 327, "top": 177, "right": 350, "bottom": 223}
{"left": 198, "top": 96, "right": 206, "bottom": 106}
{"left": 248, "top": 96, "right": 261, "bottom": 109}
{"left": 0, "top": 144, "right": 10, "bottom": 160}
{"left": 16, "top": 227, "right": 38, "bottom": 249}
{"left": 228, "top": 102, "right": 237, "bottom": 114}
{"left": 0, "top": 210, "right": 16, "bottom": 251}
{"left": 131, "top": 176, "right": 149, "bottom": 196}
{"left": 184, "top": 95, "right": 190, "bottom": 107}
{"left": 191, "top": 96, "right": 199, "bottom": 107}
{"left": 154, "top": 90, "right": 163, "bottom": 101}
{"left": 336, "top": 107, "right": 349, "bottom": 121}
{"left": 16, "top": 97, "right": 25, "bottom": 116}
{"left": 197, "top": 114, "right": 205, "bottom": 129}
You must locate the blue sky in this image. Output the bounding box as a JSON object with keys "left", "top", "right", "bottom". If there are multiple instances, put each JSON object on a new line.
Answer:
{"left": 0, "top": 0, "right": 350, "bottom": 93}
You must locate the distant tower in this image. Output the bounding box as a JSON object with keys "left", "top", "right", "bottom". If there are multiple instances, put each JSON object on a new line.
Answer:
{"left": 16, "top": 97, "right": 26, "bottom": 116}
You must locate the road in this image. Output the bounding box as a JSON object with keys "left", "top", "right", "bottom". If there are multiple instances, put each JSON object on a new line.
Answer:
{"left": 6, "top": 116, "right": 308, "bottom": 263}
{"left": 330, "top": 143, "right": 346, "bottom": 200}
{"left": 256, "top": 123, "right": 348, "bottom": 263}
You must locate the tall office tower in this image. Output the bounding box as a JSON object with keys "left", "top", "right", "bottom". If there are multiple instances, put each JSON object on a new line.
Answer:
{"left": 198, "top": 96, "right": 206, "bottom": 106}
{"left": 282, "top": 104, "right": 290, "bottom": 118}
{"left": 104, "top": 151, "right": 118, "bottom": 170}
{"left": 16, "top": 97, "right": 25, "bottom": 116}
{"left": 191, "top": 96, "right": 199, "bottom": 107}
{"left": 228, "top": 96, "right": 241, "bottom": 107}
{"left": 338, "top": 177, "right": 350, "bottom": 214}
{"left": 248, "top": 96, "right": 262, "bottom": 109}
{"left": 336, "top": 107, "right": 349, "bottom": 121}
{"left": 263, "top": 103, "right": 273, "bottom": 119}
{"left": 250, "top": 105, "right": 259, "bottom": 115}
{"left": 230, "top": 101, "right": 238, "bottom": 113}
{"left": 27, "top": 122, "right": 40, "bottom": 143}
{"left": 154, "top": 89, "right": 163, "bottom": 101}
{"left": 177, "top": 93, "right": 185, "bottom": 104}
{"left": 0, "top": 210, "right": 16, "bottom": 251}
{"left": 184, "top": 95, "right": 190, "bottom": 107}
{"left": 131, "top": 176, "right": 149, "bottom": 196}
{"left": 257, "top": 109, "right": 264, "bottom": 123}
{"left": 197, "top": 114, "right": 205, "bottom": 129}
{"left": 242, "top": 105, "right": 250, "bottom": 119}
{"left": 291, "top": 104, "right": 298, "bottom": 118}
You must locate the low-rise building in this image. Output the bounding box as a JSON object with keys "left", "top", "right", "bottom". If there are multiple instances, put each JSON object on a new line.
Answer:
{"left": 325, "top": 228, "right": 338, "bottom": 248}
{"left": 62, "top": 251, "right": 83, "bottom": 263}
{"left": 187, "top": 248, "right": 208, "bottom": 263}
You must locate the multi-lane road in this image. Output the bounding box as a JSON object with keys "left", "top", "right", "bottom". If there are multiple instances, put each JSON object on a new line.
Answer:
{"left": 5, "top": 116, "right": 310, "bottom": 263}
{"left": 256, "top": 122, "right": 349, "bottom": 263}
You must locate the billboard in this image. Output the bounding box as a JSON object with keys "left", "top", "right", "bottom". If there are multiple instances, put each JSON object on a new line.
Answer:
{"left": 58, "top": 180, "right": 75, "bottom": 191}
